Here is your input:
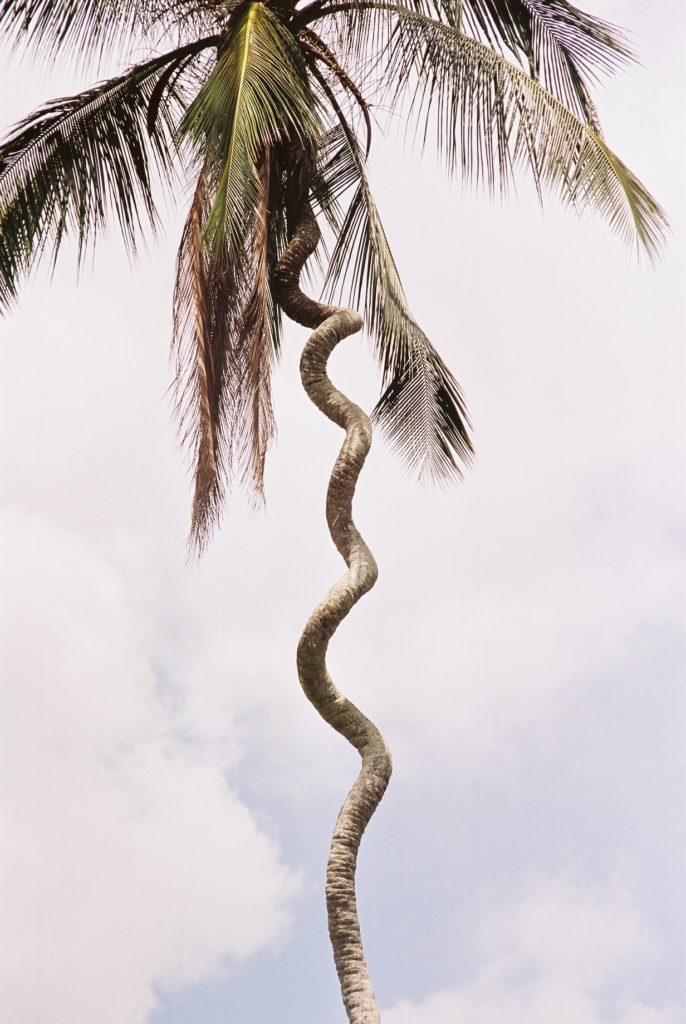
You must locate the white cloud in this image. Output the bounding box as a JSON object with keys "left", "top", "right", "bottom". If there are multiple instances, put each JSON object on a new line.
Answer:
{"left": 0, "top": 509, "right": 299, "bottom": 1024}
{"left": 384, "top": 870, "right": 680, "bottom": 1024}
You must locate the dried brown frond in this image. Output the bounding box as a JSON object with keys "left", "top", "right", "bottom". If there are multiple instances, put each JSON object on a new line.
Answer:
{"left": 173, "top": 171, "right": 221, "bottom": 544}
{"left": 237, "top": 155, "right": 277, "bottom": 502}
{"left": 172, "top": 160, "right": 277, "bottom": 553}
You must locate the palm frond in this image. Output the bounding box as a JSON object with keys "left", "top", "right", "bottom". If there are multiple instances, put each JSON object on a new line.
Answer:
{"left": 458, "top": 0, "right": 633, "bottom": 125}
{"left": 0, "top": 0, "right": 150, "bottom": 66}
{"left": 321, "top": 119, "right": 473, "bottom": 480}
{"left": 298, "top": 26, "right": 373, "bottom": 154}
{"left": 183, "top": 1, "right": 321, "bottom": 261}
{"left": 299, "top": 1, "right": 392, "bottom": 74}
{"left": 0, "top": 39, "right": 216, "bottom": 311}
{"left": 383, "top": 8, "right": 666, "bottom": 256}
{"left": 172, "top": 157, "right": 279, "bottom": 552}
{"left": 0, "top": 0, "right": 228, "bottom": 67}
{"left": 236, "top": 156, "right": 277, "bottom": 502}
{"left": 311, "top": 122, "right": 359, "bottom": 233}
{"left": 173, "top": 172, "right": 223, "bottom": 542}
{"left": 308, "top": 55, "right": 373, "bottom": 238}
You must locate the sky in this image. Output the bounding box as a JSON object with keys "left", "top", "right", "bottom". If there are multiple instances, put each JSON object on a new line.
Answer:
{"left": 0, "top": 2, "right": 684, "bottom": 1023}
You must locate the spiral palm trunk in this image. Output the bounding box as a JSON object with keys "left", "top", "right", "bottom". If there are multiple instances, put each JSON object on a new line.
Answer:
{"left": 274, "top": 199, "right": 392, "bottom": 1024}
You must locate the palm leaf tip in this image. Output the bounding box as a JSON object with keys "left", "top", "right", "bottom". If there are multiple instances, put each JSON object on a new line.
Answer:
{"left": 373, "top": 345, "right": 474, "bottom": 483}
{"left": 585, "top": 144, "right": 669, "bottom": 261}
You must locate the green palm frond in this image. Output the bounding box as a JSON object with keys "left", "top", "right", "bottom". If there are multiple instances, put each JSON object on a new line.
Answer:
{"left": 458, "top": 0, "right": 632, "bottom": 123}
{"left": 303, "top": 0, "right": 630, "bottom": 122}
{"left": 382, "top": 7, "right": 666, "bottom": 256}
{"left": 321, "top": 119, "right": 472, "bottom": 480}
{"left": 183, "top": 1, "right": 321, "bottom": 261}
{"left": 0, "top": 38, "right": 216, "bottom": 310}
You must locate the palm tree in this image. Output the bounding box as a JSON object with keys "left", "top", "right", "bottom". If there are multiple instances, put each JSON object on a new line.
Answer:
{"left": 0, "top": 1, "right": 666, "bottom": 1021}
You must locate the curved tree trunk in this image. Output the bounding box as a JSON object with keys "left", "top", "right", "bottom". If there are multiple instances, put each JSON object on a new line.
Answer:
{"left": 274, "top": 197, "right": 392, "bottom": 1024}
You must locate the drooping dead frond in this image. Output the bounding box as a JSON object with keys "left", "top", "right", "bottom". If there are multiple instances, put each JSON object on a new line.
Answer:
{"left": 172, "top": 158, "right": 278, "bottom": 552}
{"left": 173, "top": 171, "right": 226, "bottom": 547}
{"left": 237, "top": 156, "right": 277, "bottom": 502}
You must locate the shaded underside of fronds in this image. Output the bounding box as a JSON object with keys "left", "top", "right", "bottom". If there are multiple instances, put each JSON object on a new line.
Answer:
{"left": 0, "top": 0, "right": 224, "bottom": 68}
{"left": 0, "top": 0, "right": 146, "bottom": 63}
{"left": 0, "top": 38, "right": 216, "bottom": 310}
{"left": 458, "top": 0, "right": 632, "bottom": 124}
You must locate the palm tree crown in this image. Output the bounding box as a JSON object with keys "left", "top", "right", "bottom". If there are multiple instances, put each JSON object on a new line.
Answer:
{"left": 0, "top": 0, "right": 667, "bottom": 547}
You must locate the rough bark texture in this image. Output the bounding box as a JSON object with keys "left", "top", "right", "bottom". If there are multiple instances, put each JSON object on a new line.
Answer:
{"left": 274, "top": 198, "right": 392, "bottom": 1024}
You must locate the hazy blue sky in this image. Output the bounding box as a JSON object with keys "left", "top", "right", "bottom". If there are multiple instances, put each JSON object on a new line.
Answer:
{"left": 1, "top": 3, "right": 684, "bottom": 1022}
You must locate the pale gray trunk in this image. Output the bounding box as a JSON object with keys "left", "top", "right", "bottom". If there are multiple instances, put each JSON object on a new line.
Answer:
{"left": 298, "top": 309, "right": 392, "bottom": 1024}
{"left": 274, "top": 197, "right": 392, "bottom": 1023}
